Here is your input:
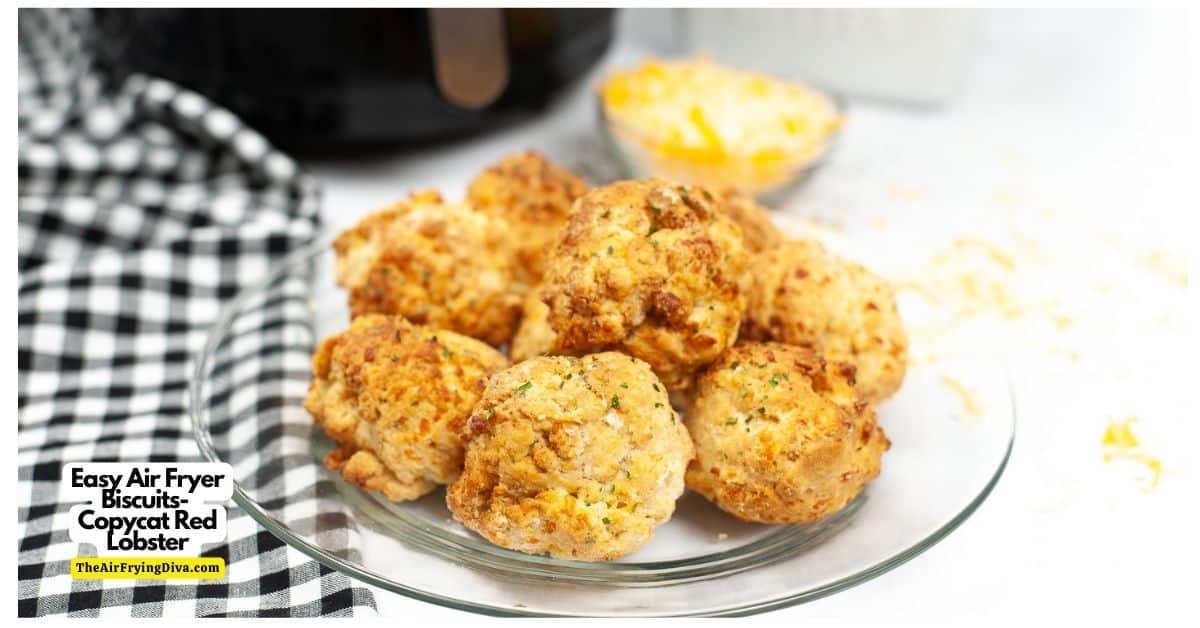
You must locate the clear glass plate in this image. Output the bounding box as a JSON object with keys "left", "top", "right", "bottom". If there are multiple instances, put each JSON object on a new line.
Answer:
{"left": 190, "top": 241, "right": 1014, "bottom": 617}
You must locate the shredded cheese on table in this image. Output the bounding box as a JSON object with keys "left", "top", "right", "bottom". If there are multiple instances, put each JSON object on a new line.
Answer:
{"left": 1101, "top": 417, "right": 1162, "bottom": 490}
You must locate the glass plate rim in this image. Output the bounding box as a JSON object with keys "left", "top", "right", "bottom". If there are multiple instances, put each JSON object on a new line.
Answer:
{"left": 189, "top": 240, "right": 1017, "bottom": 617}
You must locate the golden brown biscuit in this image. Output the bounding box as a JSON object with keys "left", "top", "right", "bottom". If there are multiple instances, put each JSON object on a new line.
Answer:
{"left": 333, "top": 190, "right": 522, "bottom": 346}
{"left": 743, "top": 239, "right": 908, "bottom": 402}
{"left": 446, "top": 352, "right": 693, "bottom": 561}
{"left": 685, "top": 342, "right": 889, "bottom": 524}
{"left": 466, "top": 151, "right": 589, "bottom": 293}
{"left": 305, "top": 314, "right": 509, "bottom": 502}
{"left": 509, "top": 287, "right": 556, "bottom": 363}
{"left": 718, "top": 188, "right": 784, "bottom": 253}
{"left": 538, "top": 179, "right": 750, "bottom": 390}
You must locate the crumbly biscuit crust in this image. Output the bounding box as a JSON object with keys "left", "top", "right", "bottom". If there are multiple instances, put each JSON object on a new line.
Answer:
{"left": 539, "top": 179, "right": 750, "bottom": 390}
{"left": 447, "top": 352, "right": 693, "bottom": 560}
{"left": 333, "top": 190, "right": 522, "bottom": 346}
{"left": 743, "top": 239, "right": 908, "bottom": 402}
{"left": 685, "top": 342, "right": 890, "bottom": 524}
{"left": 306, "top": 314, "right": 508, "bottom": 502}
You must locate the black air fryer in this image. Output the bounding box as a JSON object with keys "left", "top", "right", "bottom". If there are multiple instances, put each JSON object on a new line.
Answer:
{"left": 93, "top": 8, "right": 616, "bottom": 151}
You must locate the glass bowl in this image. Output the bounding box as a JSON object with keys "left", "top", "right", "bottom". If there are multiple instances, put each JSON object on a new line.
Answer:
{"left": 190, "top": 239, "right": 1014, "bottom": 617}
{"left": 596, "top": 92, "right": 846, "bottom": 205}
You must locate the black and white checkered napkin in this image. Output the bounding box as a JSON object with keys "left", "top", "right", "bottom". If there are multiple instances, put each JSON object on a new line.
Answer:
{"left": 17, "top": 8, "right": 376, "bottom": 617}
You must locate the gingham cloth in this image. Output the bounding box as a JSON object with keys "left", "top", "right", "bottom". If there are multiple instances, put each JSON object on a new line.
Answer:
{"left": 17, "top": 8, "right": 376, "bottom": 617}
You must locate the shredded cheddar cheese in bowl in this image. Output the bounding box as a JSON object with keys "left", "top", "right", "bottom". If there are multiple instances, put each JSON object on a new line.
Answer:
{"left": 600, "top": 58, "right": 843, "bottom": 197}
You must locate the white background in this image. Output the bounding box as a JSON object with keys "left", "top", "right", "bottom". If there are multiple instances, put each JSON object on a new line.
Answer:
{"left": 302, "top": 9, "right": 1195, "bottom": 623}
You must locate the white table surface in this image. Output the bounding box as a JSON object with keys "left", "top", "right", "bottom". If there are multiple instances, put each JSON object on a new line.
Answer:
{"left": 303, "top": 9, "right": 1193, "bottom": 622}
